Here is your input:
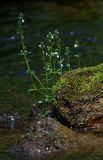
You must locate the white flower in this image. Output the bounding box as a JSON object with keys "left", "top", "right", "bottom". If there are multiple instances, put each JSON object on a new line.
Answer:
{"left": 55, "top": 30, "right": 59, "bottom": 34}
{"left": 54, "top": 52, "right": 58, "bottom": 55}
{"left": 39, "top": 44, "right": 42, "bottom": 48}
{"left": 74, "top": 41, "right": 79, "bottom": 48}
{"left": 38, "top": 100, "right": 43, "bottom": 104}
{"left": 61, "top": 64, "right": 63, "bottom": 67}
{"left": 51, "top": 52, "right": 58, "bottom": 56}
{"left": 74, "top": 43, "right": 79, "bottom": 48}
{"left": 46, "top": 52, "right": 48, "bottom": 56}
{"left": 47, "top": 68, "right": 50, "bottom": 71}
{"left": 22, "top": 19, "right": 24, "bottom": 23}
{"left": 39, "top": 42, "right": 45, "bottom": 49}
{"left": 57, "top": 55, "right": 59, "bottom": 58}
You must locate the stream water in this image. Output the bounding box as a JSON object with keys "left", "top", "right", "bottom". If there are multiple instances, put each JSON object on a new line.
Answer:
{"left": 0, "top": 1, "right": 103, "bottom": 160}
{"left": 0, "top": 1, "right": 103, "bottom": 76}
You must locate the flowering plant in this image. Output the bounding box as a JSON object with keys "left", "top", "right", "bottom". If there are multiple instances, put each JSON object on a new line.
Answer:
{"left": 17, "top": 13, "right": 81, "bottom": 105}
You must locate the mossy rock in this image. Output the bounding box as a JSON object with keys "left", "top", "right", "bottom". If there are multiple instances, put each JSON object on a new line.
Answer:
{"left": 55, "top": 63, "right": 103, "bottom": 131}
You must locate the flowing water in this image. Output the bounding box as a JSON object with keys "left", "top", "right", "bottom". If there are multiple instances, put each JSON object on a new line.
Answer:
{"left": 0, "top": 1, "right": 103, "bottom": 160}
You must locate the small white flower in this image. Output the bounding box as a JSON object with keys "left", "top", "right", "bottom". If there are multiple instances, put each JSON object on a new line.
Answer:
{"left": 55, "top": 30, "right": 59, "bottom": 34}
{"left": 57, "top": 55, "right": 59, "bottom": 58}
{"left": 38, "top": 100, "right": 43, "bottom": 104}
{"left": 39, "top": 44, "right": 42, "bottom": 48}
{"left": 51, "top": 52, "right": 58, "bottom": 56}
{"left": 61, "top": 64, "right": 63, "bottom": 67}
{"left": 22, "top": 19, "right": 24, "bottom": 23}
{"left": 46, "top": 52, "right": 48, "bottom": 56}
{"left": 47, "top": 68, "right": 50, "bottom": 71}
{"left": 74, "top": 44, "right": 79, "bottom": 48}
{"left": 74, "top": 41, "right": 79, "bottom": 48}
{"left": 54, "top": 52, "right": 58, "bottom": 55}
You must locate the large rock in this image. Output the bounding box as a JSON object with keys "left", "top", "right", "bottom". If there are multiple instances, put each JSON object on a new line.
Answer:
{"left": 12, "top": 117, "right": 103, "bottom": 159}
{"left": 55, "top": 63, "right": 103, "bottom": 132}
{"left": 12, "top": 118, "right": 72, "bottom": 156}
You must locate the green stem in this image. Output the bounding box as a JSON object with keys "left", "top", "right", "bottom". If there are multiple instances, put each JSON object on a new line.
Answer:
{"left": 68, "top": 56, "right": 71, "bottom": 70}
{"left": 21, "top": 36, "right": 37, "bottom": 91}
{"left": 60, "top": 55, "right": 63, "bottom": 81}
{"left": 53, "top": 59, "right": 57, "bottom": 85}
{"left": 77, "top": 49, "right": 80, "bottom": 68}
{"left": 21, "top": 35, "right": 45, "bottom": 89}
{"left": 42, "top": 50, "right": 49, "bottom": 87}
{"left": 49, "top": 46, "right": 53, "bottom": 87}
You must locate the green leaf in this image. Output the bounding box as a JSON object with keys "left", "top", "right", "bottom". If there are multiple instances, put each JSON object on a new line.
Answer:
{"left": 59, "top": 58, "right": 64, "bottom": 64}
{"left": 28, "top": 89, "right": 36, "bottom": 92}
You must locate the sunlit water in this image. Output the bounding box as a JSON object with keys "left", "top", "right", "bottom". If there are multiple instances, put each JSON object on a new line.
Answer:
{"left": 0, "top": 1, "right": 103, "bottom": 160}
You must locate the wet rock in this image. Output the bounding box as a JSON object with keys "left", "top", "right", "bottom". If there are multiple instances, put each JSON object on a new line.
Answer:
{"left": 12, "top": 117, "right": 103, "bottom": 159}
{"left": 12, "top": 117, "right": 86, "bottom": 157}
{"left": 13, "top": 118, "right": 70, "bottom": 155}
{"left": 0, "top": 111, "right": 22, "bottom": 129}
{"left": 29, "top": 101, "right": 51, "bottom": 121}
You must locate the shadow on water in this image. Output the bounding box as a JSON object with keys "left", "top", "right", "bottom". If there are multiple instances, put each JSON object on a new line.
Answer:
{"left": 0, "top": 1, "right": 103, "bottom": 160}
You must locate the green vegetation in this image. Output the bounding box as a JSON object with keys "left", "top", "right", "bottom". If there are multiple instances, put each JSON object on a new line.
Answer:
{"left": 17, "top": 13, "right": 80, "bottom": 104}
{"left": 55, "top": 63, "right": 103, "bottom": 104}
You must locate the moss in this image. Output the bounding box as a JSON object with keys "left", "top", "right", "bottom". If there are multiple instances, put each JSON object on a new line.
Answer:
{"left": 55, "top": 63, "right": 103, "bottom": 104}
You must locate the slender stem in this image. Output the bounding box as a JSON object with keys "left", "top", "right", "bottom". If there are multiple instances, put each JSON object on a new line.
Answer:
{"left": 43, "top": 51, "right": 49, "bottom": 87}
{"left": 77, "top": 49, "right": 80, "bottom": 68}
{"left": 60, "top": 55, "right": 63, "bottom": 81}
{"left": 21, "top": 35, "right": 45, "bottom": 89}
{"left": 53, "top": 59, "right": 56, "bottom": 85}
{"left": 68, "top": 56, "right": 71, "bottom": 70}
{"left": 21, "top": 36, "right": 37, "bottom": 91}
{"left": 48, "top": 44, "right": 53, "bottom": 87}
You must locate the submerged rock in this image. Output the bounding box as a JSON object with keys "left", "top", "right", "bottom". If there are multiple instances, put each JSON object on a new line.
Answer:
{"left": 0, "top": 111, "right": 22, "bottom": 129}
{"left": 55, "top": 63, "right": 103, "bottom": 133}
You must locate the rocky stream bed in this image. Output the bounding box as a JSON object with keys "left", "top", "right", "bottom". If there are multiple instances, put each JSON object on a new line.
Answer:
{"left": 0, "top": 63, "right": 103, "bottom": 159}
